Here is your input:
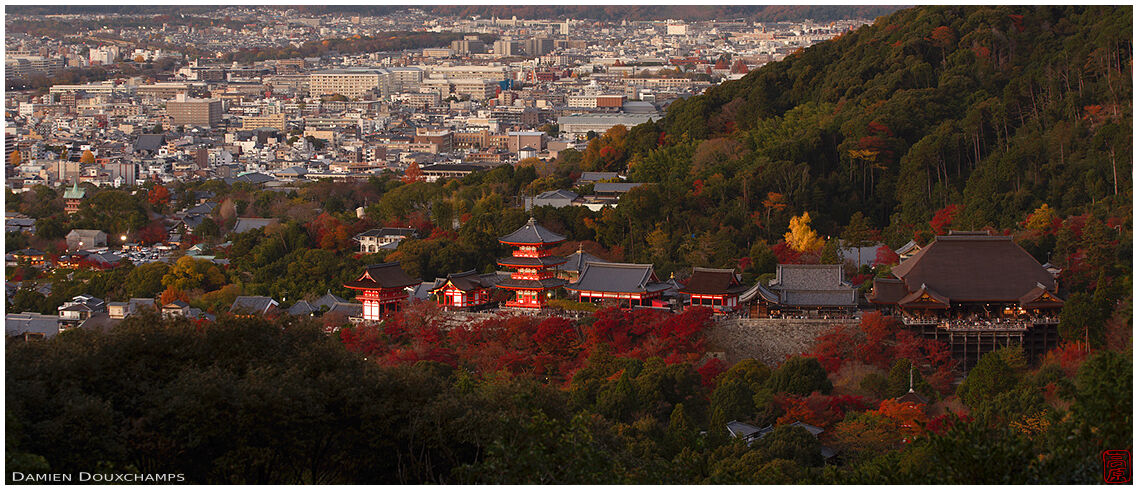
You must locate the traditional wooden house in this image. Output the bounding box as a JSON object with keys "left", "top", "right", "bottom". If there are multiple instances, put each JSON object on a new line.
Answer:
{"left": 680, "top": 267, "right": 749, "bottom": 314}
{"left": 567, "top": 262, "right": 670, "bottom": 308}
{"left": 496, "top": 218, "right": 567, "bottom": 309}
{"left": 431, "top": 270, "right": 499, "bottom": 310}
{"left": 344, "top": 262, "right": 420, "bottom": 321}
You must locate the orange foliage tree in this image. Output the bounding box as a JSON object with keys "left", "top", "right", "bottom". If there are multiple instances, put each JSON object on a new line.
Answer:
{"left": 402, "top": 161, "right": 424, "bottom": 183}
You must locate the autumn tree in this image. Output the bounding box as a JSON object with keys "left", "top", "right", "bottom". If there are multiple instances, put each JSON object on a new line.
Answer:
{"left": 148, "top": 184, "right": 171, "bottom": 206}
{"left": 9, "top": 149, "right": 21, "bottom": 165}
{"left": 162, "top": 255, "right": 228, "bottom": 293}
{"left": 79, "top": 150, "right": 95, "bottom": 164}
{"left": 929, "top": 204, "right": 960, "bottom": 235}
{"left": 403, "top": 161, "right": 424, "bottom": 183}
{"left": 159, "top": 285, "right": 190, "bottom": 305}
{"left": 784, "top": 212, "right": 825, "bottom": 253}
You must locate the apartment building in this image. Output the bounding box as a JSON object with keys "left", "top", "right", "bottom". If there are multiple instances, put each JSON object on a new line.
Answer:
{"left": 166, "top": 96, "right": 223, "bottom": 127}
{"left": 309, "top": 69, "right": 390, "bottom": 99}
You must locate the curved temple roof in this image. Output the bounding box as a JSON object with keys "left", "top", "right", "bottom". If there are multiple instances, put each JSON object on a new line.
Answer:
{"left": 499, "top": 217, "right": 566, "bottom": 245}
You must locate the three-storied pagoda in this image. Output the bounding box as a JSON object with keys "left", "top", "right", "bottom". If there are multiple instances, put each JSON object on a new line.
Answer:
{"left": 344, "top": 262, "right": 419, "bottom": 321}
{"left": 496, "top": 218, "right": 567, "bottom": 308}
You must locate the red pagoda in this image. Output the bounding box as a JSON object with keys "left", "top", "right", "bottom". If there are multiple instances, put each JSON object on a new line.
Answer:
{"left": 496, "top": 217, "right": 567, "bottom": 308}
{"left": 344, "top": 262, "right": 419, "bottom": 321}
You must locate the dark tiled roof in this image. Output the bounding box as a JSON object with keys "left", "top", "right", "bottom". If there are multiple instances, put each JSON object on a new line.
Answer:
{"left": 499, "top": 217, "right": 566, "bottom": 245}
{"left": 567, "top": 262, "right": 670, "bottom": 294}
{"left": 896, "top": 390, "right": 929, "bottom": 406}
{"left": 768, "top": 264, "right": 857, "bottom": 307}
{"left": 326, "top": 302, "right": 363, "bottom": 316}
{"left": 682, "top": 267, "right": 747, "bottom": 295}
{"left": 229, "top": 296, "right": 277, "bottom": 314}
{"left": 313, "top": 291, "right": 347, "bottom": 310}
{"left": 432, "top": 270, "right": 497, "bottom": 292}
{"left": 889, "top": 234, "right": 1056, "bottom": 303}
{"left": 344, "top": 262, "right": 419, "bottom": 290}
{"left": 356, "top": 227, "right": 417, "bottom": 238}
{"left": 867, "top": 277, "right": 908, "bottom": 304}
{"left": 232, "top": 218, "right": 278, "bottom": 234}
{"left": 497, "top": 255, "right": 568, "bottom": 268}
{"left": 135, "top": 134, "right": 165, "bottom": 152}
{"left": 1018, "top": 283, "right": 1064, "bottom": 308}
{"left": 898, "top": 284, "right": 950, "bottom": 308}
{"left": 769, "top": 264, "right": 850, "bottom": 290}
{"left": 739, "top": 283, "right": 780, "bottom": 304}
{"left": 593, "top": 182, "right": 645, "bottom": 194}
{"left": 558, "top": 248, "right": 607, "bottom": 272}
{"left": 287, "top": 300, "right": 316, "bottom": 316}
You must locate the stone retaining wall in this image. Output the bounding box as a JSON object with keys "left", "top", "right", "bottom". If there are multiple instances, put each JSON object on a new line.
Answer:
{"left": 706, "top": 318, "right": 860, "bottom": 367}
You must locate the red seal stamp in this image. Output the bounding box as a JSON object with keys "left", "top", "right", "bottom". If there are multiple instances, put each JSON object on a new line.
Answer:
{"left": 1103, "top": 450, "right": 1131, "bottom": 484}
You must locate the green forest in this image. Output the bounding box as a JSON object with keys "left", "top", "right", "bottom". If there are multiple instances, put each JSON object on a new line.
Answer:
{"left": 6, "top": 310, "right": 1131, "bottom": 484}
{"left": 5, "top": 6, "right": 1133, "bottom": 483}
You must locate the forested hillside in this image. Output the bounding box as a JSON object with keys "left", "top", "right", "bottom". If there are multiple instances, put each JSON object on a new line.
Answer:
{"left": 648, "top": 5, "right": 1130, "bottom": 233}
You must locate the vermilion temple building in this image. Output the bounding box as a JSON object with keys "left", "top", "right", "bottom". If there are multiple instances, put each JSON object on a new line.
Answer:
{"left": 867, "top": 231, "right": 1063, "bottom": 368}
{"left": 344, "top": 262, "right": 419, "bottom": 321}
{"left": 431, "top": 270, "right": 498, "bottom": 311}
{"left": 567, "top": 262, "right": 672, "bottom": 308}
{"left": 496, "top": 218, "right": 568, "bottom": 309}
{"left": 680, "top": 267, "right": 749, "bottom": 314}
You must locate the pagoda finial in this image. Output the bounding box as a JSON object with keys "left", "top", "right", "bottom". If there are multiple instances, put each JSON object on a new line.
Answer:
{"left": 908, "top": 363, "right": 915, "bottom": 393}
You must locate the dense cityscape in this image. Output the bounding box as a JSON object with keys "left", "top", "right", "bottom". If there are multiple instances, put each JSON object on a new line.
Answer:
{"left": 4, "top": 5, "right": 1133, "bottom": 485}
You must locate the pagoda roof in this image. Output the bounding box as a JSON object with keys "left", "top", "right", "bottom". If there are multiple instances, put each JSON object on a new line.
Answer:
{"left": 889, "top": 233, "right": 1056, "bottom": 303}
{"left": 567, "top": 262, "right": 670, "bottom": 294}
{"left": 896, "top": 389, "right": 929, "bottom": 406}
{"left": 681, "top": 267, "right": 748, "bottom": 295}
{"left": 499, "top": 217, "right": 566, "bottom": 245}
{"left": 497, "top": 255, "right": 568, "bottom": 268}
{"left": 63, "top": 182, "right": 86, "bottom": 199}
{"left": 344, "top": 262, "right": 419, "bottom": 290}
{"left": 496, "top": 277, "right": 568, "bottom": 290}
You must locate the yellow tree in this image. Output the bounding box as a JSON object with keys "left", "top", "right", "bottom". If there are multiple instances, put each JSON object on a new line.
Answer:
{"left": 8, "top": 150, "right": 21, "bottom": 166}
{"left": 80, "top": 150, "right": 96, "bottom": 164}
{"left": 784, "top": 212, "right": 825, "bottom": 253}
{"left": 1025, "top": 203, "right": 1058, "bottom": 232}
